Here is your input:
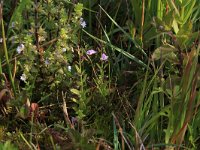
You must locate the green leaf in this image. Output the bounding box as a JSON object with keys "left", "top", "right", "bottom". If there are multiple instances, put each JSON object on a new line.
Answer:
{"left": 70, "top": 88, "right": 80, "bottom": 95}
{"left": 77, "top": 109, "right": 85, "bottom": 120}
{"left": 75, "top": 65, "right": 81, "bottom": 74}
{"left": 152, "top": 44, "right": 178, "bottom": 62}
{"left": 16, "top": 106, "right": 29, "bottom": 119}
{"left": 172, "top": 19, "right": 179, "bottom": 34}
{"left": 176, "top": 21, "right": 193, "bottom": 47}
{"left": 71, "top": 98, "right": 77, "bottom": 103}
{"left": 164, "top": 11, "right": 175, "bottom": 30}
{"left": 74, "top": 3, "right": 83, "bottom": 17}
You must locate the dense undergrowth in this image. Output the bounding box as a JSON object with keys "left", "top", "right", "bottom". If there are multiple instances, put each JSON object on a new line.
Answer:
{"left": 0, "top": 0, "right": 200, "bottom": 149}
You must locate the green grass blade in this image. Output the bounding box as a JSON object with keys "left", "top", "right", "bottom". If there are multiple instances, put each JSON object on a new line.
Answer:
{"left": 0, "top": 58, "right": 2, "bottom": 74}
{"left": 7, "top": 0, "right": 32, "bottom": 36}
{"left": 182, "top": 0, "right": 196, "bottom": 24}
{"left": 19, "top": 132, "right": 34, "bottom": 150}
{"left": 113, "top": 116, "right": 119, "bottom": 150}
{"left": 1, "top": 20, "right": 16, "bottom": 96}
{"left": 99, "top": 5, "right": 147, "bottom": 57}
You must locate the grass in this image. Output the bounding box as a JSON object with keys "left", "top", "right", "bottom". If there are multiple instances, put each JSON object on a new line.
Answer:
{"left": 0, "top": 0, "right": 199, "bottom": 149}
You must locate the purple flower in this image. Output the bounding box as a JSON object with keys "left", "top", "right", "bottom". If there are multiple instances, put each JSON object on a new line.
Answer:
{"left": 100, "top": 53, "right": 108, "bottom": 61}
{"left": 71, "top": 117, "right": 78, "bottom": 126}
{"left": 45, "top": 59, "right": 50, "bottom": 65}
{"left": 86, "top": 49, "right": 97, "bottom": 55}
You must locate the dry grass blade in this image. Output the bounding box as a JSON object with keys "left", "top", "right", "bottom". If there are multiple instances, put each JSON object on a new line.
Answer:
{"left": 112, "top": 113, "right": 133, "bottom": 150}
{"left": 95, "top": 138, "right": 113, "bottom": 150}
{"left": 129, "top": 122, "right": 145, "bottom": 150}
{"left": 62, "top": 91, "right": 74, "bottom": 129}
{"left": 12, "top": 57, "right": 17, "bottom": 80}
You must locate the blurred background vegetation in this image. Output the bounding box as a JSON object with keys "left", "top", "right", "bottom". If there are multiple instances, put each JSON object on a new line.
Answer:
{"left": 0, "top": 0, "right": 199, "bottom": 149}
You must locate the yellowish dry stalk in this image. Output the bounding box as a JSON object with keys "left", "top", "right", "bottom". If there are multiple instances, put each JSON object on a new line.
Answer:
{"left": 62, "top": 91, "right": 74, "bottom": 129}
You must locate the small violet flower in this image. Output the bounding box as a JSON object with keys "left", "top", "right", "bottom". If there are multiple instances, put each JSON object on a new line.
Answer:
{"left": 86, "top": 49, "right": 97, "bottom": 55}
{"left": 80, "top": 17, "right": 86, "bottom": 28}
{"left": 71, "top": 117, "right": 78, "bottom": 126}
{"left": 100, "top": 53, "right": 108, "bottom": 61}
{"left": 17, "top": 44, "right": 25, "bottom": 54}
{"left": 45, "top": 59, "right": 50, "bottom": 65}
{"left": 20, "top": 73, "right": 27, "bottom": 81}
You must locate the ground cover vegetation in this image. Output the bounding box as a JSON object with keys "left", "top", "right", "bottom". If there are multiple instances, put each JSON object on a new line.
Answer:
{"left": 0, "top": 0, "right": 200, "bottom": 149}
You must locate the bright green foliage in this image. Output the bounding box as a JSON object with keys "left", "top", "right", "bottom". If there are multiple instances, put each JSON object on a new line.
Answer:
{"left": 0, "top": 141, "right": 18, "bottom": 150}
{"left": 5, "top": 1, "right": 85, "bottom": 103}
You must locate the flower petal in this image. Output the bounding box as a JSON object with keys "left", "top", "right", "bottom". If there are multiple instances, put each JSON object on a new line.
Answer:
{"left": 17, "top": 44, "right": 25, "bottom": 54}
{"left": 100, "top": 53, "right": 108, "bottom": 61}
{"left": 80, "top": 18, "right": 87, "bottom": 28}
{"left": 86, "top": 49, "right": 97, "bottom": 55}
{"left": 20, "top": 73, "right": 27, "bottom": 81}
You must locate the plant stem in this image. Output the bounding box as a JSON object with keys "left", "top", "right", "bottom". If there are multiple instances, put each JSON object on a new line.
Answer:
{"left": 1, "top": 19, "right": 16, "bottom": 96}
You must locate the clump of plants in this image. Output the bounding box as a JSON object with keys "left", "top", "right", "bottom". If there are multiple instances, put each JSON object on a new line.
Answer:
{"left": 1, "top": 0, "right": 95, "bottom": 148}
{"left": 0, "top": 0, "right": 200, "bottom": 149}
